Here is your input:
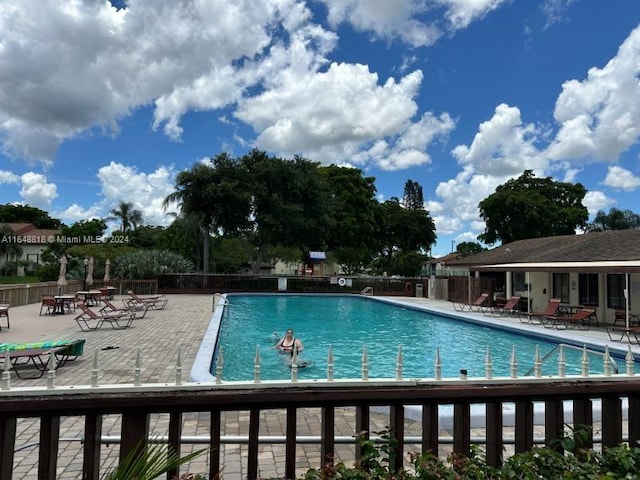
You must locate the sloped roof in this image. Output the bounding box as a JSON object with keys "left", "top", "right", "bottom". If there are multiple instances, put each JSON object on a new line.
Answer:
{"left": 447, "top": 230, "right": 640, "bottom": 271}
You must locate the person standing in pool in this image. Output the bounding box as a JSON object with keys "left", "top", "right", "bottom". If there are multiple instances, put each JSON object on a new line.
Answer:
{"left": 276, "top": 328, "right": 304, "bottom": 354}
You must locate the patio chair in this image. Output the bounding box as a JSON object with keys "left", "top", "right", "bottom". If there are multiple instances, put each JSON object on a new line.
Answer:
{"left": 453, "top": 293, "right": 489, "bottom": 312}
{"left": 484, "top": 295, "right": 521, "bottom": 317}
{"left": 74, "top": 302, "right": 134, "bottom": 332}
{"left": 125, "top": 290, "right": 168, "bottom": 310}
{"left": 544, "top": 308, "right": 595, "bottom": 330}
{"left": 523, "top": 298, "right": 561, "bottom": 325}
{"left": 39, "top": 295, "right": 57, "bottom": 316}
{"left": 0, "top": 301, "right": 9, "bottom": 329}
{"left": 100, "top": 298, "right": 150, "bottom": 319}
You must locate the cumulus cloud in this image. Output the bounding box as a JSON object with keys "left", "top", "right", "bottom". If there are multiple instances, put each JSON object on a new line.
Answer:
{"left": 603, "top": 165, "right": 640, "bottom": 191}
{"left": 236, "top": 58, "right": 456, "bottom": 168}
{"left": 583, "top": 190, "right": 615, "bottom": 216}
{"left": 19, "top": 172, "right": 58, "bottom": 208}
{"left": 0, "top": 0, "right": 315, "bottom": 162}
{"left": 548, "top": 24, "right": 640, "bottom": 162}
{"left": 0, "top": 170, "right": 19, "bottom": 184}
{"left": 320, "top": 0, "right": 506, "bottom": 47}
{"left": 452, "top": 103, "right": 545, "bottom": 176}
{"left": 97, "top": 162, "right": 178, "bottom": 226}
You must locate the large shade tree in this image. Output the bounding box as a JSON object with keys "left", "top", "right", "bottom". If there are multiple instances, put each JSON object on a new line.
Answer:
{"left": 319, "top": 165, "right": 379, "bottom": 274}
{"left": 242, "top": 151, "right": 331, "bottom": 269}
{"left": 163, "top": 154, "right": 252, "bottom": 273}
{"left": 478, "top": 170, "right": 588, "bottom": 245}
{"left": 374, "top": 197, "right": 436, "bottom": 276}
{"left": 0, "top": 204, "right": 61, "bottom": 229}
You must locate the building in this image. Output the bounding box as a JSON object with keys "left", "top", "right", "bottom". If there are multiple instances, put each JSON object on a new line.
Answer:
{"left": 444, "top": 230, "right": 640, "bottom": 325}
{"left": 0, "top": 223, "right": 60, "bottom": 275}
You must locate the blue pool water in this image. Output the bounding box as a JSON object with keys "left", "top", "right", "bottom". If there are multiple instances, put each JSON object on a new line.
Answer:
{"left": 212, "top": 294, "right": 623, "bottom": 381}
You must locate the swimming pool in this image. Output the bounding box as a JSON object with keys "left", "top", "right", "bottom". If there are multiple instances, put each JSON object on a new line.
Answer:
{"left": 204, "top": 294, "right": 629, "bottom": 381}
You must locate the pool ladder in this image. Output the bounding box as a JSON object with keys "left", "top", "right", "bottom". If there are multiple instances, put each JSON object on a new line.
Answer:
{"left": 360, "top": 287, "right": 374, "bottom": 296}
{"left": 523, "top": 343, "right": 618, "bottom": 376}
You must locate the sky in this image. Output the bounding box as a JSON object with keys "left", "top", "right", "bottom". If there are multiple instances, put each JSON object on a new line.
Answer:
{"left": 1, "top": 1, "right": 640, "bottom": 257}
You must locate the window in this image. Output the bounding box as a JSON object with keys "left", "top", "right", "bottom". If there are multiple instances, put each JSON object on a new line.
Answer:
{"left": 553, "top": 273, "right": 570, "bottom": 303}
{"left": 512, "top": 272, "right": 527, "bottom": 291}
{"left": 607, "top": 274, "right": 625, "bottom": 309}
{"left": 578, "top": 274, "right": 598, "bottom": 306}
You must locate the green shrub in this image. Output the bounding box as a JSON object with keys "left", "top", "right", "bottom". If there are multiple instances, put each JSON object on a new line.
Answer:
{"left": 287, "top": 427, "right": 640, "bottom": 480}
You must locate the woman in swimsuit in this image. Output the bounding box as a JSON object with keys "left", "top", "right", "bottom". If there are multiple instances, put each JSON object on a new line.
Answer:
{"left": 276, "top": 328, "right": 304, "bottom": 354}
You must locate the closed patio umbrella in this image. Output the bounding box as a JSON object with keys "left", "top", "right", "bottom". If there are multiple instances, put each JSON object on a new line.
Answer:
{"left": 56, "top": 255, "right": 68, "bottom": 295}
{"left": 86, "top": 257, "right": 94, "bottom": 288}
{"left": 104, "top": 259, "right": 111, "bottom": 282}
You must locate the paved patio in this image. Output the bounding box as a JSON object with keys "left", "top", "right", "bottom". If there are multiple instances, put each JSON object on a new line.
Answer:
{"left": 1, "top": 294, "right": 637, "bottom": 479}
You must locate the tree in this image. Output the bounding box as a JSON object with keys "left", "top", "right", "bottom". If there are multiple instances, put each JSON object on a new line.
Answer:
{"left": 243, "top": 151, "right": 331, "bottom": 269}
{"left": 456, "top": 241, "right": 485, "bottom": 256}
{"left": 374, "top": 198, "right": 436, "bottom": 275}
{"left": 587, "top": 207, "right": 640, "bottom": 232}
{"left": 163, "top": 154, "right": 252, "bottom": 273}
{"left": 402, "top": 179, "right": 424, "bottom": 210}
{"left": 478, "top": 170, "right": 588, "bottom": 245}
{"left": 319, "top": 165, "right": 379, "bottom": 274}
{"left": 108, "top": 201, "right": 143, "bottom": 232}
{"left": 0, "top": 204, "right": 61, "bottom": 229}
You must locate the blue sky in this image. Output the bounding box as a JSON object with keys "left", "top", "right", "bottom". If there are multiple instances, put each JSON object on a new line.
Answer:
{"left": 1, "top": 1, "right": 640, "bottom": 257}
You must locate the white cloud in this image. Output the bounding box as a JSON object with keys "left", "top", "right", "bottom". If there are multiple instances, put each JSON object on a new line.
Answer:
{"left": 236, "top": 63, "right": 434, "bottom": 164}
{"left": 0, "top": 0, "right": 317, "bottom": 163}
{"left": 0, "top": 170, "right": 19, "bottom": 184}
{"left": 19, "top": 172, "right": 58, "bottom": 208}
{"left": 57, "top": 204, "right": 103, "bottom": 224}
{"left": 320, "top": 0, "right": 505, "bottom": 46}
{"left": 540, "top": 0, "right": 577, "bottom": 29}
{"left": 548, "top": 24, "right": 640, "bottom": 162}
{"left": 452, "top": 103, "right": 545, "bottom": 176}
{"left": 583, "top": 190, "right": 614, "bottom": 216}
{"left": 97, "top": 162, "right": 178, "bottom": 226}
{"left": 603, "top": 165, "right": 640, "bottom": 191}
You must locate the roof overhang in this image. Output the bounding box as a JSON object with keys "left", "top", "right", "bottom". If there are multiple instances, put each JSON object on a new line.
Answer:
{"left": 470, "top": 261, "right": 640, "bottom": 274}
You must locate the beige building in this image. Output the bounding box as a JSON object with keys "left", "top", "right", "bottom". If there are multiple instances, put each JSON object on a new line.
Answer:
{"left": 444, "top": 230, "right": 640, "bottom": 325}
{"left": 1, "top": 223, "right": 60, "bottom": 275}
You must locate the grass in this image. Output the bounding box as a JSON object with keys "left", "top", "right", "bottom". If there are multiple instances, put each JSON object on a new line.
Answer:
{"left": 0, "top": 276, "right": 41, "bottom": 284}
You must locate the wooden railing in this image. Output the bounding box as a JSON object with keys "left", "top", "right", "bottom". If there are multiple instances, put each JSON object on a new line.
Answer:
{"left": 2, "top": 374, "right": 640, "bottom": 479}
{"left": 0, "top": 279, "right": 158, "bottom": 307}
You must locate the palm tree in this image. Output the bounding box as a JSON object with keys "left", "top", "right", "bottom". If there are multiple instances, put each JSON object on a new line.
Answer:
{"left": 108, "top": 201, "right": 143, "bottom": 232}
{"left": 163, "top": 153, "right": 252, "bottom": 274}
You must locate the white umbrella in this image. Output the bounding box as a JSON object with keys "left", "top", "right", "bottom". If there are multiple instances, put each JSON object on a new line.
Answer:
{"left": 56, "top": 255, "right": 68, "bottom": 294}
{"left": 86, "top": 257, "right": 94, "bottom": 287}
{"left": 104, "top": 259, "right": 111, "bottom": 282}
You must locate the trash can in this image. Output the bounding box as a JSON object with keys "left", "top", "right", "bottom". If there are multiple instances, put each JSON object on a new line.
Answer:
{"left": 415, "top": 283, "right": 424, "bottom": 297}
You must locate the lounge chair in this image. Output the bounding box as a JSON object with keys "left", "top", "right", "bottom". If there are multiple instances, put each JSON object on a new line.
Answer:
{"left": 522, "top": 298, "right": 561, "bottom": 324}
{"left": 543, "top": 308, "right": 595, "bottom": 330}
{"left": 453, "top": 293, "right": 490, "bottom": 312}
{"left": 100, "top": 298, "right": 149, "bottom": 319}
{"left": 74, "top": 302, "right": 134, "bottom": 332}
{"left": 607, "top": 325, "right": 640, "bottom": 344}
{"left": 484, "top": 296, "right": 521, "bottom": 317}
{"left": 124, "top": 290, "right": 168, "bottom": 310}
{"left": 613, "top": 309, "right": 640, "bottom": 328}
{"left": 0, "top": 301, "right": 9, "bottom": 329}
{"left": 0, "top": 339, "right": 85, "bottom": 378}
